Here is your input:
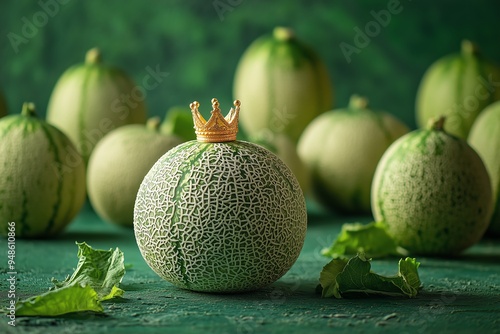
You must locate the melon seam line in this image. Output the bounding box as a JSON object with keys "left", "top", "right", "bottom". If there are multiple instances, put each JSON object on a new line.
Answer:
{"left": 171, "top": 142, "right": 210, "bottom": 288}
{"left": 77, "top": 66, "right": 96, "bottom": 161}
{"left": 39, "top": 124, "right": 64, "bottom": 235}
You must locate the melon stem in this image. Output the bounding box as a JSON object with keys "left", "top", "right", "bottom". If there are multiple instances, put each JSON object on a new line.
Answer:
{"left": 348, "top": 95, "right": 369, "bottom": 109}
{"left": 21, "top": 102, "right": 37, "bottom": 117}
{"left": 85, "top": 48, "right": 102, "bottom": 64}
{"left": 461, "top": 40, "right": 479, "bottom": 56}
{"left": 273, "top": 27, "right": 295, "bottom": 41}
{"left": 146, "top": 117, "right": 161, "bottom": 131}
{"left": 428, "top": 116, "right": 446, "bottom": 131}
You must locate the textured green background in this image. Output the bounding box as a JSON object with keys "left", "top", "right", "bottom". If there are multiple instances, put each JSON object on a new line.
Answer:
{"left": 1, "top": 0, "right": 500, "bottom": 129}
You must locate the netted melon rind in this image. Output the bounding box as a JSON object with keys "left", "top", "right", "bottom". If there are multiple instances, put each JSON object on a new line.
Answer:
{"left": 134, "top": 140, "right": 307, "bottom": 292}
{"left": 372, "top": 129, "right": 492, "bottom": 255}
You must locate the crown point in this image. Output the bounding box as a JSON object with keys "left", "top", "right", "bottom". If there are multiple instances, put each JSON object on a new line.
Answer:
{"left": 211, "top": 98, "right": 220, "bottom": 111}
{"left": 234, "top": 100, "right": 241, "bottom": 108}
{"left": 190, "top": 101, "right": 199, "bottom": 111}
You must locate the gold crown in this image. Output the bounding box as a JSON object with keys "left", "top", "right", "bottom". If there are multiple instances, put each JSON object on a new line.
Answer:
{"left": 190, "top": 98, "right": 240, "bottom": 143}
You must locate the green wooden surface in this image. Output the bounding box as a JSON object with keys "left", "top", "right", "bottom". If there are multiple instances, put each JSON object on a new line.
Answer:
{"left": 1, "top": 204, "right": 499, "bottom": 334}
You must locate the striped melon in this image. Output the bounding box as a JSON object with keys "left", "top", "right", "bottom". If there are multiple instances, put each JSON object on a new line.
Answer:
{"left": 134, "top": 99, "right": 307, "bottom": 293}
{"left": 297, "top": 95, "right": 409, "bottom": 214}
{"left": 233, "top": 27, "right": 333, "bottom": 143}
{"left": 47, "top": 48, "right": 147, "bottom": 164}
{"left": 468, "top": 101, "right": 500, "bottom": 235}
{"left": 416, "top": 40, "right": 500, "bottom": 139}
{"left": 87, "top": 118, "right": 182, "bottom": 227}
{"left": 0, "top": 103, "right": 86, "bottom": 238}
{"left": 372, "top": 117, "right": 493, "bottom": 255}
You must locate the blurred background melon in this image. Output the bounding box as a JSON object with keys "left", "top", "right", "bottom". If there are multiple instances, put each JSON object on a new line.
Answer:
{"left": 469, "top": 101, "right": 500, "bottom": 235}
{"left": 298, "top": 95, "right": 408, "bottom": 214}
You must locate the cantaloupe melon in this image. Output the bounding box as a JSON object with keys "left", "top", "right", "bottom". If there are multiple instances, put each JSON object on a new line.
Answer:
{"left": 468, "top": 101, "right": 500, "bottom": 235}
{"left": 0, "top": 103, "right": 86, "bottom": 238}
{"left": 372, "top": 117, "right": 493, "bottom": 255}
{"left": 134, "top": 99, "right": 307, "bottom": 293}
{"left": 46, "top": 48, "right": 147, "bottom": 164}
{"left": 297, "top": 95, "right": 409, "bottom": 214}
{"left": 87, "top": 118, "right": 182, "bottom": 227}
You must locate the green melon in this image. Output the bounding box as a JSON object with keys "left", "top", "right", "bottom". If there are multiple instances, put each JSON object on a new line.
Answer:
{"left": 233, "top": 27, "right": 333, "bottom": 143}
{"left": 88, "top": 118, "right": 182, "bottom": 227}
{"left": 0, "top": 103, "right": 86, "bottom": 238}
{"left": 416, "top": 40, "right": 500, "bottom": 139}
{"left": 46, "top": 48, "right": 147, "bottom": 164}
{"left": 134, "top": 99, "right": 307, "bottom": 293}
{"left": 160, "top": 106, "right": 196, "bottom": 142}
{"left": 297, "top": 95, "right": 409, "bottom": 214}
{"left": 468, "top": 101, "right": 500, "bottom": 235}
{"left": 371, "top": 117, "right": 493, "bottom": 255}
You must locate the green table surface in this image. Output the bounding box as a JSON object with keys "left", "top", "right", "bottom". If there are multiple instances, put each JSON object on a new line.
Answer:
{"left": 1, "top": 204, "right": 499, "bottom": 334}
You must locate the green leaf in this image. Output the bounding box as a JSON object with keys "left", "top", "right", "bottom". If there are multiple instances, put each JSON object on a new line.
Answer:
{"left": 319, "top": 253, "right": 421, "bottom": 298}
{"left": 51, "top": 242, "right": 125, "bottom": 300}
{"left": 7, "top": 242, "right": 126, "bottom": 317}
{"left": 15, "top": 284, "right": 103, "bottom": 316}
{"left": 319, "top": 257, "right": 348, "bottom": 298}
{"left": 321, "top": 221, "right": 407, "bottom": 258}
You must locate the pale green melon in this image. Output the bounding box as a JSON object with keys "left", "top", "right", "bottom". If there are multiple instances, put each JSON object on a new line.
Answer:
{"left": 233, "top": 27, "right": 333, "bottom": 143}
{"left": 415, "top": 40, "right": 500, "bottom": 139}
{"left": 46, "top": 48, "right": 147, "bottom": 164}
{"left": 134, "top": 140, "right": 307, "bottom": 293}
{"left": 297, "top": 95, "right": 409, "bottom": 214}
{"left": 87, "top": 118, "right": 182, "bottom": 227}
{"left": 468, "top": 101, "right": 500, "bottom": 235}
{"left": 372, "top": 117, "right": 493, "bottom": 255}
{"left": 0, "top": 103, "right": 86, "bottom": 238}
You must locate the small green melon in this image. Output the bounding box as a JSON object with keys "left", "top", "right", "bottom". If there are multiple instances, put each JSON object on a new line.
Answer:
{"left": 134, "top": 99, "right": 307, "bottom": 293}
{"left": 372, "top": 117, "right": 493, "bottom": 255}
{"left": 468, "top": 101, "right": 500, "bottom": 235}
{"left": 160, "top": 106, "right": 196, "bottom": 142}
{"left": 0, "top": 103, "right": 86, "bottom": 238}
{"left": 297, "top": 95, "right": 409, "bottom": 214}
{"left": 87, "top": 118, "right": 182, "bottom": 227}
